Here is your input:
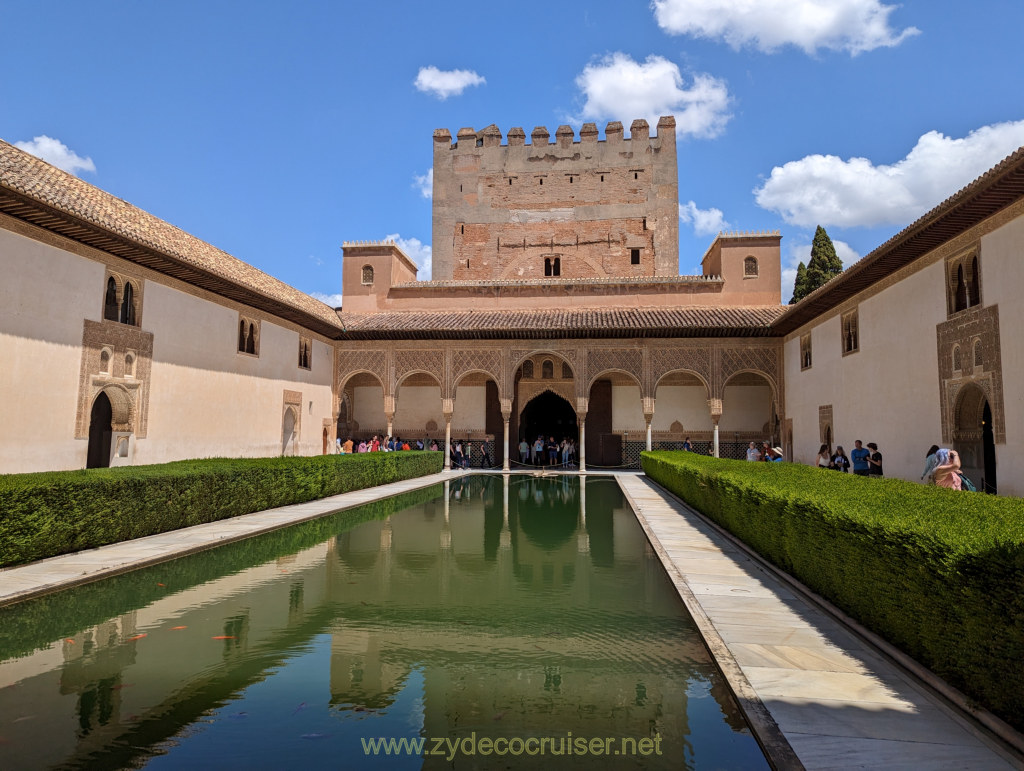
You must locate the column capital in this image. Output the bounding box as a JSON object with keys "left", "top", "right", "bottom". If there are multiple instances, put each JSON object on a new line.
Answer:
{"left": 442, "top": 398, "right": 455, "bottom": 419}
{"left": 707, "top": 398, "right": 723, "bottom": 421}
{"left": 575, "top": 397, "right": 589, "bottom": 418}
{"left": 500, "top": 398, "right": 513, "bottom": 421}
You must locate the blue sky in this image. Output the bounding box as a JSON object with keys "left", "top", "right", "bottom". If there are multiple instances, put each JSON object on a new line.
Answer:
{"left": 3, "top": 1, "right": 1023, "bottom": 305}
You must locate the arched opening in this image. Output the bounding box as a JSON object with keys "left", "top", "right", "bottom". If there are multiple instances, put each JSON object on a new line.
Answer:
{"left": 721, "top": 371, "right": 776, "bottom": 460}
{"left": 954, "top": 265, "right": 968, "bottom": 312}
{"left": 651, "top": 369, "right": 712, "bottom": 459}
{"left": 119, "top": 282, "right": 136, "bottom": 326}
{"left": 246, "top": 323, "right": 256, "bottom": 354}
{"left": 282, "top": 407, "right": 297, "bottom": 455}
{"left": 954, "top": 383, "right": 996, "bottom": 494}
{"left": 519, "top": 391, "right": 577, "bottom": 465}
{"left": 395, "top": 371, "right": 443, "bottom": 444}
{"left": 451, "top": 370, "right": 503, "bottom": 467}
{"left": 343, "top": 372, "right": 386, "bottom": 440}
{"left": 87, "top": 392, "right": 113, "bottom": 469}
{"left": 104, "top": 277, "right": 119, "bottom": 321}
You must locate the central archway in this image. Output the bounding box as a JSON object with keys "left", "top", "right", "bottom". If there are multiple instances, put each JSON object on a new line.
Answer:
{"left": 86, "top": 392, "right": 113, "bottom": 469}
{"left": 519, "top": 391, "right": 578, "bottom": 451}
{"left": 954, "top": 383, "right": 996, "bottom": 493}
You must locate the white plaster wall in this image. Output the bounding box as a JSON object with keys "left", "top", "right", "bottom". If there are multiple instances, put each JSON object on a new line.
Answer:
{"left": 612, "top": 385, "right": 644, "bottom": 431}
{"left": 784, "top": 259, "right": 946, "bottom": 483}
{"left": 650, "top": 386, "right": 713, "bottom": 431}
{"left": 353, "top": 386, "right": 386, "bottom": 434}
{"left": 719, "top": 385, "right": 771, "bottom": 432}
{"left": 138, "top": 282, "right": 335, "bottom": 462}
{"left": 0, "top": 229, "right": 104, "bottom": 472}
{"left": 978, "top": 215, "right": 1024, "bottom": 495}
{"left": 452, "top": 386, "right": 486, "bottom": 432}
{"left": 394, "top": 385, "right": 443, "bottom": 434}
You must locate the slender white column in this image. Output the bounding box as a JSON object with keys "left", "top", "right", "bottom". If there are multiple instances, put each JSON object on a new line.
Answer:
{"left": 579, "top": 419, "right": 586, "bottom": 472}
{"left": 713, "top": 423, "right": 720, "bottom": 458}
{"left": 646, "top": 422, "right": 653, "bottom": 452}
{"left": 502, "top": 418, "right": 510, "bottom": 471}
{"left": 444, "top": 417, "right": 452, "bottom": 470}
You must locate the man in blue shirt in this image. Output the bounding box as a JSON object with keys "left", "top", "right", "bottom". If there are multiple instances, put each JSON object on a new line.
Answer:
{"left": 851, "top": 440, "right": 871, "bottom": 476}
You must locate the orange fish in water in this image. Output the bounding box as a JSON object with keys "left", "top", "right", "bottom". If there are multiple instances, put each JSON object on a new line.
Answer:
{"left": 64, "top": 638, "right": 75, "bottom": 644}
{"left": 157, "top": 583, "right": 166, "bottom": 587}
{"left": 127, "top": 634, "right": 147, "bottom": 641}
{"left": 170, "top": 626, "right": 187, "bottom": 630}
{"left": 211, "top": 636, "right": 235, "bottom": 640}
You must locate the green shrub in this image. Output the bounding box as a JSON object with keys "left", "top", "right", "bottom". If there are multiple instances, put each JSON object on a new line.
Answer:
{"left": 641, "top": 451, "right": 1024, "bottom": 732}
{"left": 0, "top": 452, "right": 443, "bottom": 567}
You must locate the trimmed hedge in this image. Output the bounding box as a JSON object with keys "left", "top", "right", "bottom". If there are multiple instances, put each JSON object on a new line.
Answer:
{"left": 0, "top": 482, "right": 443, "bottom": 661}
{"left": 641, "top": 451, "right": 1024, "bottom": 732}
{"left": 0, "top": 451, "right": 443, "bottom": 567}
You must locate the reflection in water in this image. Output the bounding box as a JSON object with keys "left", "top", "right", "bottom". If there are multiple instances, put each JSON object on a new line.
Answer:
{"left": 0, "top": 477, "right": 767, "bottom": 770}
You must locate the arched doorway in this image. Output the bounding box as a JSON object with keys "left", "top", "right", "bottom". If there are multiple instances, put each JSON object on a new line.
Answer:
{"left": 954, "top": 384, "right": 996, "bottom": 493}
{"left": 282, "top": 407, "right": 297, "bottom": 455}
{"left": 520, "top": 391, "right": 577, "bottom": 455}
{"left": 87, "top": 392, "right": 113, "bottom": 469}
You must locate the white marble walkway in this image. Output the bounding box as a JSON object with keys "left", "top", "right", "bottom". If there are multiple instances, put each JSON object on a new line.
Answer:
{"left": 0, "top": 470, "right": 462, "bottom": 607}
{"left": 617, "top": 474, "right": 1023, "bottom": 771}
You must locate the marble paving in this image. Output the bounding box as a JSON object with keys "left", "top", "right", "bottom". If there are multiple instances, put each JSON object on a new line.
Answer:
{"left": 616, "top": 473, "right": 1022, "bottom": 771}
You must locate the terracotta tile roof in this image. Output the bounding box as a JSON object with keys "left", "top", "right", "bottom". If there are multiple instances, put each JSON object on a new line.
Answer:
{"left": 0, "top": 139, "right": 345, "bottom": 336}
{"left": 392, "top": 275, "right": 724, "bottom": 289}
{"left": 337, "top": 306, "right": 786, "bottom": 339}
{"left": 773, "top": 143, "right": 1024, "bottom": 335}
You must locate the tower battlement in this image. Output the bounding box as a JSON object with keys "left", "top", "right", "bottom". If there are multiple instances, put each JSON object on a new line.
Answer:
{"left": 431, "top": 117, "right": 678, "bottom": 281}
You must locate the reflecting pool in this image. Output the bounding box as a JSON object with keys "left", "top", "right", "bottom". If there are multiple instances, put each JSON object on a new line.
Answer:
{"left": 0, "top": 475, "right": 768, "bottom": 769}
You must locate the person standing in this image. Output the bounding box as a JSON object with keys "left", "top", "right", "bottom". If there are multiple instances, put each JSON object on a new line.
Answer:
{"left": 480, "top": 441, "right": 492, "bottom": 468}
{"left": 547, "top": 436, "right": 559, "bottom": 466}
{"left": 933, "top": 449, "right": 963, "bottom": 489}
{"left": 831, "top": 446, "right": 850, "bottom": 472}
{"left": 746, "top": 442, "right": 761, "bottom": 462}
{"left": 851, "top": 440, "right": 870, "bottom": 477}
{"left": 866, "top": 442, "right": 883, "bottom": 477}
{"left": 533, "top": 436, "right": 544, "bottom": 466}
{"left": 682, "top": 436, "right": 692, "bottom": 452}
{"left": 343, "top": 437, "right": 354, "bottom": 455}
{"left": 816, "top": 444, "right": 831, "bottom": 468}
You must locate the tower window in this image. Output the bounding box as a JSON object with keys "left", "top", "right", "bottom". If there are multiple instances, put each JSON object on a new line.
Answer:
{"left": 553, "top": 257, "right": 560, "bottom": 276}
{"left": 744, "top": 256, "right": 759, "bottom": 276}
{"left": 634, "top": 172, "right": 638, "bottom": 180}
{"left": 361, "top": 265, "right": 374, "bottom": 285}
{"left": 600, "top": 175, "right": 604, "bottom": 182}
{"left": 630, "top": 249, "right": 640, "bottom": 265}
{"left": 544, "top": 257, "right": 552, "bottom": 277}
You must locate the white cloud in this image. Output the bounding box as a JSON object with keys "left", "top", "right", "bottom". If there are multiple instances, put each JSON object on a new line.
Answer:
{"left": 781, "top": 237, "right": 860, "bottom": 301}
{"left": 414, "top": 66, "right": 485, "bottom": 100}
{"left": 575, "top": 53, "right": 731, "bottom": 139}
{"left": 14, "top": 135, "right": 96, "bottom": 175}
{"left": 309, "top": 291, "right": 343, "bottom": 308}
{"left": 756, "top": 120, "right": 1024, "bottom": 228}
{"left": 679, "top": 200, "right": 730, "bottom": 236}
{"left": 385, "top": 233, "right": 432, "bottom": 281}
{"left": 413, "top": 168, "right": 433, "bottom": 199}
{"left": 652, "top": 0, "right": 919, "bottom": 55}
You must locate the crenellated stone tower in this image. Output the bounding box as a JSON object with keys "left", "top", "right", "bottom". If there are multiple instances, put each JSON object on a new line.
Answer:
{"left": 431, "top": 117, "right": 679, "bottom": 281}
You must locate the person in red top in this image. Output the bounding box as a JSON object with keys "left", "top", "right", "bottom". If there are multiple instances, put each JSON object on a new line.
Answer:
{"left": 370, "top": 435, "right": 380, "bottom": 452}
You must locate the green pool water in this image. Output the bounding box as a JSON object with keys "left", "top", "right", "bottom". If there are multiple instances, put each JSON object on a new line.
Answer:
{"left": 0, "top": 475, "right": 768, "bottom": 769}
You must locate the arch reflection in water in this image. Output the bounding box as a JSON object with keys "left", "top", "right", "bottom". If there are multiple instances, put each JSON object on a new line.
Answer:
{"left": 0, "top": 477, "right": 767, "bottom": 770}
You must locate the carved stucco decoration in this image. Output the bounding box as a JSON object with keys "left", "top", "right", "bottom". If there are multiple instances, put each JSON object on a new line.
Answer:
{"left": 75, "top": 319, "right": 154, "bottom": 439}
{"left": 586, "top": 348, "right": 643, "bottom": 391}
{"left": 936, "top": 305, "right": 1004, "bottom": 444}
{"left": 451, "top": 348, "right": 503, "bottom": 396}
{"left": 336, "top": 349, "right": 388, "bottom": 390}
{"left": 650, "top": 346, "right": 712, "bottom": 398}
{"left": 394, "top": 348, "right": 445, "bottom": 389}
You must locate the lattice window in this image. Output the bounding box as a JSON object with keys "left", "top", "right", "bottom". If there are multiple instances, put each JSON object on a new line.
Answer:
{"left": 542, "top": 359, "right": 554, "bottom": 379}
{"left": 952, "top": 345, "right": 961, "bottom": 372}
{"left": 744, "top": 256, "right": 758, "bottom": 276}
{"left": 562, "top": 362, "right": 573, "bottom": 379}
{"left": 974, "top": 339, "right": 983, "bottom": 369}
{"left": 361, "top": 265, "right": 374, "bottom": 285}
{"left": 100, "top": 348, "right": 111, "bottom": 374}
{"left": 800, "top": 334, "right": 812, "bottom": 371}
{"left": 948, "top": 250, "right": 981, "bottom": 315}
{"left": 298, "top": 337, "right": 312, "bottom": 370}
{"left": 522, "top": 360, "right": 534, "bottom": 378}
{"left": 841, "top": 310, "right": 859, "bottom": 355}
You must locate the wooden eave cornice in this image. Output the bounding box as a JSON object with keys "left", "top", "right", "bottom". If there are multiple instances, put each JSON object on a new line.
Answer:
{"left": 771, "top": 145, "right": 1024, "bottom": 336}
{"left": 0, "top": 188, "right": 346, "bottom": 339}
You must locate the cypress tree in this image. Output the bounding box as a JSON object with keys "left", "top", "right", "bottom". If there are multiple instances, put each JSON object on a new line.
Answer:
{"left": 790, "top": 262, "right": 808, "bottom": 304}
{"left": 791, "top": 226, "right": 843, "bottom": 303}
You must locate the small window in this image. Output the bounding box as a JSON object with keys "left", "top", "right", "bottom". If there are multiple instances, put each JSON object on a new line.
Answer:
{"left": 361, "top": 265, "right": 374, "bottom": 285}
{"left": 539, "top": 178, "right": 543, "bottom": 185}
{"left": 842, "top": 310, "right": 859, "bottom": 355}
{"left": 552, "top": 257, "right": 560, "bottom": 276}
{"left": 245, "top": 322, "right": 257, "bottom": 355}
{"left": 120, "top": 282, "right": 136, "bottom": 326}
{"left": 509, "top": 178, "right": 513, "bottom": 185}
{"left": 974, "top": 339, "right": 983, "bottom": 369}
{"left": 600, "top": 174, "right": 604, "bottom": 182}
{"left": 634, "top": 172, "right": 638, "bottom": 180}
{"left": 522, "top": 360, "right": 534, "bottom": 378}
{"left": 744, "top": 256, "right": 759, "bottom": 277}
{"left": 104, "top": 277, "right": 119, "bottom": 321}
{"left": 542, "top": 360, "right": 554, "bottom": 379}
{"left": 630, "top": 249, "right": 640, "bottom": 265}
{"left": 298, "top": 338, "right": 312, "bottom": 370}
{"left": 969, "top": 257, "right": 980, "bottom": 308}
{"left": 238, "top": 320, "right": 247, "bottom": 352}
{"left": 800, "top": 334, "right": 812, "bottom": 371}
{"left": 100, "top": 349, "right": 111, "bottom": 374}
{"left": 954, "top": 265, "right": 968, "bottom": 312}
{"left": 952, "top": 345, "right": 962, "bottom": 372}
{"left": 561, "top": 362, "right": 572, "bottom": 379}
{"left": 569, "top": 176, "right": 573, "bottom": 184}
{"left": 125, "top": 352, "right": 136, "bottom": 378}
{"left": 642, "top": 218, "right": 647, "bottom": 231}
{"left": 544, "top": 258, "right": 552, "bottom": 277}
